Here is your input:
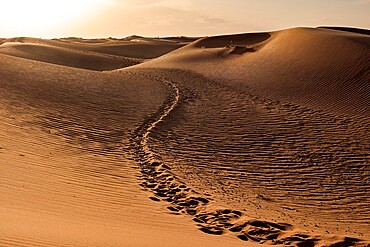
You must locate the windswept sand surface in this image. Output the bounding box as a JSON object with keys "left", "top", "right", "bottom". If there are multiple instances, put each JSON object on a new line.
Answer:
{"left": 0, "top": 53, "right": 245, "bottom": 247}
{"left": 1, "top": 27, "right": 369, "bottom": 246}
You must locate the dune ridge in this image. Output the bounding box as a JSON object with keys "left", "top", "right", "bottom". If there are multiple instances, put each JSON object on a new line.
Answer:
{"left": 319, "top": 26, "right": 370, "bottom": 35}
{"left": 141, "top": 27, "right": 370, "bottom": 116}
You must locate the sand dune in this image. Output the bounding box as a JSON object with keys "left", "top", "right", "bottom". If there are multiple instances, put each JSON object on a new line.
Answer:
{"left": 0, "top": 34, "right": 194, "bottom": 70}
{"left": 124, "top": 68, "right": 369, "bottom": 245}
{"left": 1, "top": 27, "right": 369, "bottom": 246}
{"left": 0, "top": 42, "right": 138, "bottom": 71}
{"left": 142, "top": 27, "right": 369, "bottom": 115}
{"left": 8, "top": 36, "right": 192, "bottom": 59}
{"left": 128, "top": 27, "right": 370, "bottom": 244}
{"left": 0, "top": 53, "right": 246, "bottom": 246}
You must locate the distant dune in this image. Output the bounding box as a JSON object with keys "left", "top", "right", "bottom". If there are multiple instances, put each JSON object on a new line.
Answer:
{"left": 0, "top": 42, "right": 139, "bottom": 71}
{"left": 21, "top": 36, "right": 190, "bottom": 59}
{"left": 0, "top": 27, "right": 369, "bottom": 247}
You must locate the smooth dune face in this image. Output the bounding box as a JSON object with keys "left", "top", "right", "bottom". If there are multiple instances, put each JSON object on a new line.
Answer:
{"left": 1, "top": 27, "right": 369, "bottom": 247}
{"left": 143, "top": 27, "right": 370, "bottom": 115}
{"left": 0, "top": 42, "right": 138, "bottom": 71}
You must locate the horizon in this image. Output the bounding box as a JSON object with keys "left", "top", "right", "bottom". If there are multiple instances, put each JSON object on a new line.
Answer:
{"left": 2, "top": 25, "right": 370, "bottom": 40}
{"left": 0, "top": 0, "right": 369, "bottom": 38}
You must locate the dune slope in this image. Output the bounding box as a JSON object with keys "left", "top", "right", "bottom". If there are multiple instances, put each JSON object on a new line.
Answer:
{"left": 0, "top": 42, "right": 138, "bottom": 71}
{"left": 143, "top": 27, "right": 370, "bottom": 115}
{"left": 124, "top": 27, "right": 370, "bottom": 245}
{"left": 122, "top": 67, "right": 369, "bottom": 246}
{"left": 0, "top": 53, "right": 246, "bottom": 247}
{"left": 12, "top": 36, "right": 191, "bottom": 59}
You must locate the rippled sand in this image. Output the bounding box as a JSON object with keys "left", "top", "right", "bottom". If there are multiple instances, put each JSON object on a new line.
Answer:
{"left": 133, "top": 69, "right": 369, "bottom": 240}
{"left": 1, "top": 27, "right": 369, "bottom": 246}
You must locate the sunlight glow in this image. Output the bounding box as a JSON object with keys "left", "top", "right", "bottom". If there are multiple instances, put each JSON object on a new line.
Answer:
{"left": 0, "top": 0, "right": 110, "bottom": 37}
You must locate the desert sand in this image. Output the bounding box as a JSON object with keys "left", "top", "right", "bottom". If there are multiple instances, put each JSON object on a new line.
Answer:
{"left": 0, "top": 27, "right": 369, "bottom": 246}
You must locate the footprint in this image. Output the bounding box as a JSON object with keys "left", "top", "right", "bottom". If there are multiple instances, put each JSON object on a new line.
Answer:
{"left": 149, "top": 196, "right": 160, "bottom": 202}
{"left": 199, "top": 226, "right": 224, "bottom": 235}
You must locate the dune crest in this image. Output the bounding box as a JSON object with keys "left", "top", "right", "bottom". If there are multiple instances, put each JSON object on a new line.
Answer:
{"left": 141, "top": 27, "right": 370, "bottom": 116}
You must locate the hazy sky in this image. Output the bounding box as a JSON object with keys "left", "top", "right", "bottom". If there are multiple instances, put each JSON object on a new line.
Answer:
{"left": 0, "top": 0, "right": 369, "bottom": 38}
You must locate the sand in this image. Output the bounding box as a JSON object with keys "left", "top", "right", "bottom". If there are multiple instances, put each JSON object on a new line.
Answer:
{"left": 13, "top": 36, "right": 191, "bottom": 59}
{"left": 1, "top": 27, "right": 369, "bottom": 246}
{"left": 142, "top": 27, "right": 369, "bottom": 115}
{"left": 0, "top": 52, "right": 247, "bottom": 247}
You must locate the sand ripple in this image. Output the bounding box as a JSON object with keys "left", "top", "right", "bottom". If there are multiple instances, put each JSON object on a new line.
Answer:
{"left": 130, "top": 70, "right": 370, "bottom": 246}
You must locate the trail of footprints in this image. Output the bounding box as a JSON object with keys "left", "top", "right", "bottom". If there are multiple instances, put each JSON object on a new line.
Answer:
{"left": 130, "top": 76, "right": 366, "bottom": 247}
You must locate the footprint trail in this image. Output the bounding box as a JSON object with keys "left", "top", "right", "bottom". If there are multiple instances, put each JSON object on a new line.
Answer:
{"left": 130, "top": 74, "right": 369, "bottom": 247}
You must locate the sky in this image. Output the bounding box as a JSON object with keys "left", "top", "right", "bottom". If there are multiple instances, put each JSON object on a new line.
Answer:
{"left": 0, "top": 0, "right": 369, "bottom": 38}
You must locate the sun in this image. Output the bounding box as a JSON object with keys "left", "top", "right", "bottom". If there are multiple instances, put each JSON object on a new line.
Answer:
{"left": 0, "top": 0, "right": 110, "bottom": 37}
